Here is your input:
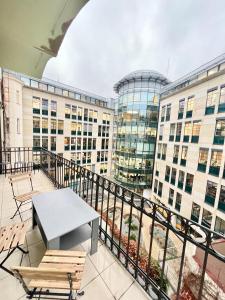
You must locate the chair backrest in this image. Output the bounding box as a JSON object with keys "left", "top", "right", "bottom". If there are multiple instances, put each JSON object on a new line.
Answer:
{"left": 8, "top": 172, "right": 33, "bottom": 196}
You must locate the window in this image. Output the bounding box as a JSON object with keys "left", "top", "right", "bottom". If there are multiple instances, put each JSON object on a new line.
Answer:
{"left": 181, "top": 146, "right": 188, "bottom": 166}
{"left": 214, "top": 216, "right": 225, "bottom": 236}
{"left": 51, "top": 136, "right": 56, "bottom": 151}
{"left": 205, "top": 88, "right": 217, "bottom": 114}
{"left": 209, "top": 150, "right": 222, "bottom": 176}
{"left": 93, "top": 111, "right": 98, "bottom": 122}
{"left": 58, "top": 120, "right": 64, "bottom": 134}
{"left": 89, "top": 109, "right": 93, "bottom": 121}
{"left": 31, "top": 80, "right": 39, "bottom": 88}
{"left": 158, "top": 182, "right": 163, "bottom": 197}
{"left": 161, "top": 106, "right": 166, "bottom": 122}
{"left": 42, "top": 118, "right": 48, "bottom": 133}
{"left": 191, "top": 121, "right": 201, "bottom": 143}
{"left": 154, "top": 179, "right": 158, "bottom": 193}
{"left": 71, "top": 122, "right": 77, "bottom": 135}
{"left": 168, "top": 188, "right": 174, "bottom": 205}
{"left": 51, "top": 119, "right": 57, "bottom": 134}
{"left": 32, "top": 97, "right": 40, "bottom": 114}
{"left": 77, "top": 107, "right": 83, "bottom": 120}
{"left": 166, "top": 104, "right": 171, "bottom": 121}
{"left": 185, "top": 173, "right": 194, "bottom": 194}
{"left": 169, "top": 124, "right": 176, "bottom": 141}
{"left": 218, "top": 85, "right": 225, "bottom": 113}
{"left": 198, "top": 148, "right": 208, "bottom": 172}
{"left": 84, "top": 108, "right": 88, "bottom": 121}
{"left": 159, "top": 125, "right": 164, "bottom": 140}
{"left": 178, "top": 170, "right": 185, "bottom": 189}
{"left": 42, "top": 136, "right": 48, "bottom": 150}
{"left": 71, "top": 105, "right": 77, "bottom": 119}
{"left": 162, "top": 144, "right": 167, "bottom": 160}
{"left": 88, "top": 124, "right": 93, "bottom": 136}
{"left": 171, "top": 168, "right": 177, "bottom": 185}
{"left": 42, "top": 99, "right": 48, "bottom": 115}
{"left": 173, "top": 145, "right": 179, "bottom": 164}
{"left": 33, "top": 136, "right": 40, "bottom": 148}
{"left": 175, "top": 193, "right": 182, "bottom": 212}
{"left": 157, "top": 144, "right": 162, "bottom": 159}
{"left": 183, "top": 122, "right": 192, "bottom": 142}
{"left": 178, "top": 99, "right": 185, "bottom": 119}
{"left": 175, "top": 123, "right": 182, "bottom": 141}
{"left": 48, "top": 85, "right": 55, "bottom": 93}
{"left": 17, "top": 118, "right": 20, "bottom": 134}
{"left": 214, "top": 119, "right": 225, "bottom": 144}
{"left": 51, "top": 100, "right": 57, "bottom": 116}
{"left": 33, "top": 117, "right": 40, "bottom": 133}
{"left": 218, "top": 185, "right": 225, "bottom": 212}
{"left": 191, "top": 202, "right": 200, "bottom": 223}
{"left": 64, "top": 137, "right": 70, "bottom": 151}
{"left": 202, "top": 209, "right": 212, "bottom": 229}
{"left": 186, "top": 96, "right": 194, "bottom": 117}
{"left": 165, "top": 166, "right": 170, "bottom": 182}
{"left": 205, "top": 180, "right": 217, "bottom": 206}
{"left": 65, "top": 104, "right": 71, "bottom": 118}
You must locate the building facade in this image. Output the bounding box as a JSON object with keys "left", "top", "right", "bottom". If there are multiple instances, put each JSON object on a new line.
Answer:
{"left": 1, "top": 69, "right": 114, "bottom": 176}
{"left": 152, "top": 54, "right": 225, "bottom": 236}
{"left": 113, "top": 70, "right": 169, "bottom": 194}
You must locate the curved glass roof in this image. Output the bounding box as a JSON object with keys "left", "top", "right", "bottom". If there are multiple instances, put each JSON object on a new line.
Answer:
{"left": 114, "top": 69, "right": 170, "bottom": 93}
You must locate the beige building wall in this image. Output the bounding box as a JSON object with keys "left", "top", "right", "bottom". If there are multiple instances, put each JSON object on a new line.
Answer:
{"left": 3, "top": 71, "right": 114, "bottom": 178}
{"left": 152, "top": 66, "right": 225, "bottom": 233}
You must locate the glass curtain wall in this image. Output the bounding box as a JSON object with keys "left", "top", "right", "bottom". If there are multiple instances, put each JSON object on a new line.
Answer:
{"left": 113, "top": 70, "right": 169, "bottom": 193}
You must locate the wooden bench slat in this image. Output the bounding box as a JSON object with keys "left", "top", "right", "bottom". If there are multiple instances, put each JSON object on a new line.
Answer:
{"left": 0, "top": 223, "right": 27, "bottom": 252}
{"left": 39, "top": 263, "right": 84, "bottom": 272}
{"left": 28, "top": 279, "right": 81, "bottom": 290}
{"left": 45, "top": 250, "right": 86, "bottom": 258}
{"left": 15, "top": 191, "right": 39, "bottom": 202}
{"left": 9, "top": 172, "right": 32, "bottom": 182}
{"left": 41, "top": 256, "right": 85, "bottom": 265}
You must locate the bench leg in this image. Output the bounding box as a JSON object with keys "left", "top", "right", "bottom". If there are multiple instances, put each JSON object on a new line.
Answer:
{"left": 0, "top": 247, "right": 17, "bottom": 276}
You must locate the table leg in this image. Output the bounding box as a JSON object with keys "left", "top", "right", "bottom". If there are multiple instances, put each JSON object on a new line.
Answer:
{"left": 48, "top": 238, "right": 60, "bottom": 250}
{"left": 90, "top": 218, "right": 99, "bottom": 255}
{"left": 32, "top": 205, "right": 37, "bottom": 229}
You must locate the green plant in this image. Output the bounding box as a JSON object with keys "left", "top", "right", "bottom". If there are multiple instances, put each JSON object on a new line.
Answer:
{"left": 130, "top": 233, "right": 136, "bottom": 241}
{"left": 130, "top": 223, "right": 138, "bottom": 231}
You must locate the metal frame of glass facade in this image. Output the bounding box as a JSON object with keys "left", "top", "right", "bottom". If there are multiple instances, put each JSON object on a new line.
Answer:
{"left": 113, "top": 70, "right": 169, "bottom": 193}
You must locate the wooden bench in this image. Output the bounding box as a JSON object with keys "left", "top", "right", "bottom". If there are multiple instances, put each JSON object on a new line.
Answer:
{"left": 9, "top": 172, "right": 40, "bottom": 221}
{"left": 0, "top": 222, "right": 29, "bottom": 276}
{"left": 12, "top": 250, "right": 86, "bottom": 299}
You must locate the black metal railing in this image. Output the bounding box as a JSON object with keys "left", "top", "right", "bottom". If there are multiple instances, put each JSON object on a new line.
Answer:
{"left": 1, "top": 147, "right": 225, "bottom": 300}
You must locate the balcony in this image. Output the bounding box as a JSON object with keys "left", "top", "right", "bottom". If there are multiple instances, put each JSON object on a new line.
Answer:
{"left": 209, "top": 166, "right": 220, "bottom": 177}
{"left": 175, "top": 135, "right": 181, "bottom": 142}
{"left": 169, "top": 135, "right": 174, "bottom": 141}
{"left": 178, "top": 112, "right": 183, "bottom": 119}
{"left": 180, "top": 159, "right": 186, "bottom": 166}
{"left": 218, "top": 103, "right": 225, "bottom": 113}
{"left": 205, "top": 194, "right": 215, "bottom": 206}
{"left": 191, "top": 135, "right": 199, "bottom": 143}
{"left": 205, "top": 106, "right": 215, "bottom": 115}
{"left": 177, "top": 181, "right": 183, "bottom": 189}
{"left": 185, "top": 185, "right": 192, "bottom": 194}
{"left": 197, "top": 163, "right": 206, "bottom": 173}
{"left": 173, "top": 157, "right": 178, "bottom": 164}
{"left": 1, "top": 147, "right": 225, "bottom": 300}
{"left": 183, "top": 135, "right": 189, "bottom": 142}
{"left": 186, "top": 110, "right": 192, "bottom": 118}
{"left": 213, "top": 135, "right": 224, "bottom": 145}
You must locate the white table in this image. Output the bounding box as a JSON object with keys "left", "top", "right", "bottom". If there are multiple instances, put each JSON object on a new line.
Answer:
{"left": 32, "top": 188, "right": 99, "bottom": 255}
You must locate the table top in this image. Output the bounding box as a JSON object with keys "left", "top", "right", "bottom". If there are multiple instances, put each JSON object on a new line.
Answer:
{"left": 32, "top": 188, "right": 99, "bottom": 241}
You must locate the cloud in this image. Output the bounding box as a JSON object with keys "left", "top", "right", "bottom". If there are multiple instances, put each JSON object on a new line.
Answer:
{"left": 44, "top": 0, "right": 225, "bottom": 98}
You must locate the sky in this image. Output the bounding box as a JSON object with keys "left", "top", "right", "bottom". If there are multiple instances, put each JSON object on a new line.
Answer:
{"left": 44, "top": 0, "right": 225, "bottom": 98}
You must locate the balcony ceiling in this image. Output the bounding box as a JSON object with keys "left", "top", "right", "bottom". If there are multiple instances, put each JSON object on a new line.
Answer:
{"left": 0, "top": 0, "right": 88, "bottom": 78}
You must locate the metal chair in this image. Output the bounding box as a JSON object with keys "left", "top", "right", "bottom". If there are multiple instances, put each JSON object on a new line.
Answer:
{"left": 0, "top": 222, "right": 29, "bottom": 276}
{"left": 9, "top": 172, "right": 40, "bottom": 221}
{"left": 12, "top": 250, "right": 86, "bottom": 299}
